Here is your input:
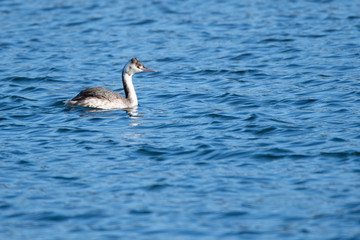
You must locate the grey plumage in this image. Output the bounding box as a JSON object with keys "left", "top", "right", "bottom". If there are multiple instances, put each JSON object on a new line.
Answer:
{"left": 71, "top": 87, "right": 126, "bottom": 102}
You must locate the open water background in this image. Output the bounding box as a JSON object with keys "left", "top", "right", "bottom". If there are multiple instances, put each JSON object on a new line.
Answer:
{"left": 1, "top": 0, "right": 360, "bottom": 239}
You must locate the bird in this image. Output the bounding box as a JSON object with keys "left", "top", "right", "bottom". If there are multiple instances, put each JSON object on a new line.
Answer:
{"left": 67, "top": 58, "right": 155, "bottom": 110}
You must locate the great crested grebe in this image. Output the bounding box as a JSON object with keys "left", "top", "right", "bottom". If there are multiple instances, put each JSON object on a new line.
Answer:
{"left": 68, "top": 58, "right": 155, "bottom": 109}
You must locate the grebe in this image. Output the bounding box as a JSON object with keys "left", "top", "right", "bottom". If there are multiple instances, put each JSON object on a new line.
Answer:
{"left": 68, "top": 58, "right": 155, "bottom": 109}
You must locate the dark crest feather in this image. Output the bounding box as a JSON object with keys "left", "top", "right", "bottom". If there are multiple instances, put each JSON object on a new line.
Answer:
{"left": 130, "top": 58, "right": 144, "bottom": 68}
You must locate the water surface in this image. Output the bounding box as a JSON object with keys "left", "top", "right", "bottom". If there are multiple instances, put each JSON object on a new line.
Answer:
{"left": 1, "top": 0, "right": 360, "bottom": 239}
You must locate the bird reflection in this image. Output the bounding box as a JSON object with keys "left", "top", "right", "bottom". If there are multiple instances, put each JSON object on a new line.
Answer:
{"left": 66, "top": 104, "right": 142, "bottom": 126}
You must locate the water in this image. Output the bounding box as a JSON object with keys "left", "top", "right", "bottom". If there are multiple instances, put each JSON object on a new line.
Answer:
{"left": 1, "top": 0, "right": 360, "bottom": 239}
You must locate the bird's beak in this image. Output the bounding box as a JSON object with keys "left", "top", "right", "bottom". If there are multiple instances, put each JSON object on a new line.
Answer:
{"left": 142, "top": 67, "right": 156, "bottom": 72}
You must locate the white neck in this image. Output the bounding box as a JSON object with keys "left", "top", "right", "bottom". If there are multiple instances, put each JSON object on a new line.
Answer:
{"left": 122, "top": 71, "right": 138, "bottom": 107}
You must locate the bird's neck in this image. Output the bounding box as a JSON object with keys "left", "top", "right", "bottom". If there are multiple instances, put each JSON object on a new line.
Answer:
{"left": 122, "top": 72, "right": 138, "bottom": 106}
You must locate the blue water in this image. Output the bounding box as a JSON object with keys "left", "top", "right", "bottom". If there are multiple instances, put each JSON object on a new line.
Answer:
{"left": 1, "top": 0, "right": 360, "bottom": 239}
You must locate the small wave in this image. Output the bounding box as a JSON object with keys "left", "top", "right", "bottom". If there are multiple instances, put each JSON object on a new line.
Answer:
{"left": 128, "top": 19, "right": 156, "bottom": 25}
{"left": 260, "top": 38, "right": 295, "bottom": 43}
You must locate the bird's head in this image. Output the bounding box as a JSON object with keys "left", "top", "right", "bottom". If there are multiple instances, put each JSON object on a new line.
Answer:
{"left": 123, "top": 58, "right": 155, "bottom": 76}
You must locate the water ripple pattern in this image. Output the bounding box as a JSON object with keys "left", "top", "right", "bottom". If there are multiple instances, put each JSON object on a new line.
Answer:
{"left": 1, "top": 0, "right": 360, "bottom": 239}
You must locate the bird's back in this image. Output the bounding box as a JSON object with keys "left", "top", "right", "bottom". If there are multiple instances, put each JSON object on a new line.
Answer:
{"left": 71, "top": 87, "right": 125, "bottom": 102}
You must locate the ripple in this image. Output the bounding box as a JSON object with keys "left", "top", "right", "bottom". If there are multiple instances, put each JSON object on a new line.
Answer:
{"left": 230, "top": 53, "right": 254, "bottom": 60}
{"left": 260, "top": 38, "right": 295, "bottom": 43}
{"left": 297, "top": 34, "right": 326, "bottom": 38}
{"left": 53, "top": 176, "right": 80, "bottom": 181}
{"left": 144, "top": 183, "right": 171, "bottom": 191}
{"left": 206, "top": 113, "right": 239, "bottom": 120}
{"left": 220, "top": 211, "right": 248, "bottom": 217}
{"left": 128, "top": 19, "right": 156, "bottom": 25}
{"left": 129, "top": 209, "right": 153, "bottom": 215}
{"left": 0, "top": 201, "right": 12, "bottom": 210}
{"left": 1, "top": 0, "right": 360, "bottom": 239}
{"left": 320, "top": 151, "right": 360, "bottom": 160}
